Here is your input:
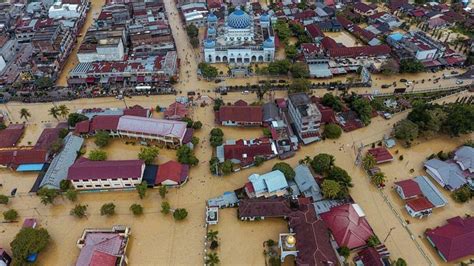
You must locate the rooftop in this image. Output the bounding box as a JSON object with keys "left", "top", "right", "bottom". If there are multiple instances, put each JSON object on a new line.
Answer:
{"left": 68, "top": 158, "right": 144, "bottom": 181}
{"left": 117, "top": 115, "right": 187, "bottom": 139}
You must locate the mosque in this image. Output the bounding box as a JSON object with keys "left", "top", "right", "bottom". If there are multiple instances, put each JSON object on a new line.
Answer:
{"left": 203, "top": 6, "right": 275, "bottom": 65}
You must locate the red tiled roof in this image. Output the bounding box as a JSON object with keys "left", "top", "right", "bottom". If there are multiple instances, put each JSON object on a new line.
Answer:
{"left": 320, "top": 204, "right": 374, "bottom": 249}
{"left": 294, "top": 10, "right": 316, "bottom": 20}
{"left": 328, "top": 45, "right": 390, "bottom": 58}
{"left": 354, "top": 2, "right": 374, "bottom": 13}
{"left": 90, "top": 251, "right": 117, "bottom": 266}
{"left": 356, "top": 247, "right": 384, "bottom": 266}
{"left": 0, "top": 124, "right": 24, "bottom": 148}
{"left": 394, "top": 179, "right": 422, "bottom": 198}
{"left": 234, "top": 99, "right": 248, "bottom": 106}
{"left": 0, "top": 149, "right": 47, "bottom": 167}
{"left": 406, "top": 197, "right": 434, "bottom": 212}
{"left": 90, "top": 115, "right": 121, "bottom": 132}
{"left": 164, "top": 102, "right": 188, "bottom": 120}
{"left": 74, "top": 120, "right": 90, "bottom": 134}
{"left": 34, "top": 128, "right": 60, "bottom": 150}
{"left": 223, "top": 138, "right": 274, "bottom": 167}
{"left": 67, "top": 158, "right": 144, "bottom": 181}
{"left": 123, "top": 105, "right": 149, "bottom": 117}
{"left": 306, "top": 23, "right": 324, "bottom": 39}
{"left": 426, "top": 216, "right": 474, "bottom": 262}
{"left": 321, "top": 36, "right": 340, "bottom": 49}
{"left": 218, "top": 106, "right": 263, "bottom": 124}
{"left": 238, "top": 197, "right": 293, "bottom": 218}
{"left": 367, "top": 147, "right": 393, "bottom": 164}
{"left": 288, "top": 203, "right": 339, "bottom": 265}
{"left": 155, "top": 160, "right": 189, "bottom": 185}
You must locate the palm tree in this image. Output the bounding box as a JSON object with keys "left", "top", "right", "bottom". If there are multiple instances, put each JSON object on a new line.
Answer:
{"left": 58, "top": 104, "right": 70, "bottom": 119}
{"left": 19, "top": 108, "right": 31, "bottom": 121}
{"left": 299, "top": 156, "right": 312, "bottom": 165}
{"left": 49, "top": 106, "right": 60, "bottom": 120}
{"left": 205, "top": 253, "right": 220, "bottom": 266}
{"left": 206, "top": 230, "right": 218, "bottom": 241}
{"left": 362, "top": 154, "right": 377, "bottom": 171}
{"left": 371, "top": 172, "right": 386, "bottom": 187}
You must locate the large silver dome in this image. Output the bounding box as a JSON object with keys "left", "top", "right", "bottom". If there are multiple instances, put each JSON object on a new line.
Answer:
{"left": 227, "top": 9, "right": 251, "bottom": 29}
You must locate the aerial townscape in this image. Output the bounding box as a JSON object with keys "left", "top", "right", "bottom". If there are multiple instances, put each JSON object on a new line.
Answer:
{"left": 0, "top": 0, "right": 474, "bottom": 264}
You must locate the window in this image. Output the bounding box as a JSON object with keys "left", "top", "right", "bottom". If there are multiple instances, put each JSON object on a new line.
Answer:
{"left": 86, "top": 185, "right": 92, "bottom": 188}
{"left": 125, "top": 184, "right": 131, "bottom": 187}
{"left": 111, "top": 178, "right": 118, "bottom": 181}
{"left": 94, "top": 184, "right": 101, "bottom": 188}
{"left": 104, "top": 184, "right": 110, "bottom": 187}
{"left": 77, "top": 185, "right": 83, "bottom": 188}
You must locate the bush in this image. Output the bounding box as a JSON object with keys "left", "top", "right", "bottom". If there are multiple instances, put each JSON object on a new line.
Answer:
{"left": 262, "top": 128, "right": 272, "bottom": 138}
{"left": 100, "top": 203, "right": 116, "bottom": 216}
{"left": 94, "top": 131, "right": 110, "bottom": 147}
{"left": 337, "top": 246, "right": 350, "bottom": 258}
{"left": 136, "top": 181, "right": 148, "bottom": 199}
{"left": 65, "top": 189, "right": 78, "bottom": 202}
{"left": 452, "top": 186, "right": 472, "bottom": 203}
{"left": 394, "top": 258, "right": 407, "bottom": 266}
{"left": 366, "top": 235, "right": 381, "bottom": 247}
{"left": 221, "top": 160, "right": 233, "bottom": 175}
{"left": 67, "top": 113, "right": 88, "bottom": 127}
{"left": 37, "top": 187, "right": 59, "bottom": 205}
{"left": 311, "top": 153, "right": 334, "bottom": 174}
{"left": 272, "top": 162, "right": 295, "bottom": 180}
{"left": 324, "top": 124, "right": 342, "bottom": 139}
{"left": 70, "top": 204, "right": 87, "bottom": 218}
{"left": 321, "top": 179, "right": 341, "bottom": 199}
{"left": 210, "top": 240, "right": 219, "bottom": 250}
{"left": 138, "top": 147, "right": 159, "bottom": 164}
{"left": 60, "top": 179, "right": 72, "bottom": 191}
{"left": 210, "top": 128, "right": 224, "bottom": 147}
{"left": 58, "top": 128, "right": 69, "bottom": 139}
{"left": 88, "top": 149, "right": 107, "bottom": 161}
{"left": 173, "top": 208, "right": 188, "bottom": 221}
{"left": 192, "top": 121, "right": 202, "bottom": 129}
{"left": 159, "top": 186, "right": 168, "bottom": 199}
{"left": 161, "top": 201, "right": 171, "bottom": 215}
{"left": 10, "top": 228, "right": 50, "bottom": 264}
{"left": 177, "top": 146, "right": 199, "bottom": 166}
{"left": 3, "top": 209, "right": 18, "bottom": 222}
{"left": 130, "top": 204, "right": 144, "bottom": 216}
{"left": 0, "top": 194, "right": 8, "bottom": 204}
{"left": 254, "top": 156, "right": 265, "bottom": 167}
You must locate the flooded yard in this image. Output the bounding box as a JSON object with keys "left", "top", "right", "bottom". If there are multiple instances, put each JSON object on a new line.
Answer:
{"left": 325, "top": 31, "right": 363, "bottom": 47}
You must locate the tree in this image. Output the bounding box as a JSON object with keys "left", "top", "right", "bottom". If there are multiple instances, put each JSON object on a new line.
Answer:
{"left": 289, "top": 78, "right": 310, "bottom": 93}
{"left": 273, "top": 20, "right": 292, "bottom": 42}
{"left": 351, "top": 97, "right": 372, "bottom": 125}
{"left": 65, "top": 189, "right": 78, "bottom": 202}
{"left": 443, "top": 104, "right": 474, "bottom": 136}
{"left": 268, "top": 60, "right": 291, "bottom": 75}
{"left": 183, "top": 117, "right": 194, "bottom": 128}
{"left": 130, "top": 204, "right": 144, "bottom": 216}
{"left": 210, "top": 128, "right": 224, "bottom": 147}
{"left": 136, "top": 181, "right": 148, "bottom": 199}
{"left": 207, "top": 230, "right": 219, "bottom": 241}
{"left": 285, "top": 44, "right": 298, "bottom": 60}
{"left": 362, "top": 154, "right": 377, "bottom": 171}
{"left": 394, "top": 258, "right": 407, "bottom": 266}
{"left": 399, "top": 58, "right": 425, "bottom": 73}
{"left": 88, "top": 149, "right": 107, "bottom": 161}
{"left": 254, "top": 156, "right": 265, "bottom": 167}
{"left": 0, "top": 194, "right": 9, "bottom": 204}
{"left": 161, "top": 201, "right": 171, "bottom": 215}
{"left": 324, "top": 124, "right": 342, "bottom": 139}
{"left": 321, "top": 93, "right": 343, "bottom": 112}
{"left": 290, "top": 62, "right": 309, "bottom": 78}
{"left": 34, "top": 76, "right": 53, "bottom": 89}
{"left": 371, "top": 172, "right": 386, "bottom": 187}
{"left": 366, "top": 235, "right": 381, "bottom": 247}
{"left": 394, "top": 119, "right": 419, "bottom": 142}
{"left": 94, "top": 131, "right": 110, "bottom": 147}
{"left": 221, "top": 160, "right": 233, "bottom": 175}
{"left": 48, "top": 106, "right": 60, "bottom": 120}
{"left": 176, "top": 146, "right": 199, "bottom": 166}
{"left": 173, "top": 208, "right": 188, "bottom": 221}
{"left": 452, "top": 185, "right": 472, "bottom": 203}
{"left": 311, "top": 153, "right": 334, "bottom": 174}
{"left": 58, "top": 128, "right": 69, "bottom": 139}
{"left": 37, "top": 187, "right": 59, "bottom": 205}
{"left": 210, "top": 240, "right": 219, "bottom": 250}
{"left": 190, "top": 37, "right": 199, "bottom": 48}
{"left": 60, "top": 179, "right": 72, "bottom": 191}
{"left": 100, "top": 203, "right": 116, "bottom": 216}
{"left": 159, "top": 186, "right": 168, "bottom": 199}
{"left": 257, "top": 81, "right": 271, "bottom": 102}
{"left": 0, "top": 122, "right": 6, "bottom": 130}
{"left": 337, "top": 246, "right": 350, "bottom": 259}
{"left": 191, "top": 136, "right": 199, "bottom": 146}
{"left": 272, "top": 162, "right": 295, "bottom": 180}
{"left": 3, "top": 209, "right": 18, "bottom": 222}
{"left": 380, "top": 59, "right": 399, "bottom": 75}
{"left": 70, "top": 204, "right": 87, "bottom": 218}
{"left": 68, "top": 113, "right": 88, "bottom": 127}
{"left": 327, "top": 166, "right": 353, "bottom": 188}
{"left": 213, "top": 98, "right": 224, "bottom": 111}
{"left": 198, "top": 63, "right": 218, "bottom": 79}
{"left": 20, "top": 108, "right": 31, "bottom": 121}
{"left": 209, "top": 157, "right": 220, "bottom": 175}
{"left": 205, "top": 252, "right": 220, "bottom": 266}
{"left": 50, "top": 139, "right": 63, "bottom": 154}
{"left": 186, "top": 24, "right": 198, "bottom": 38}
{"left": 58, "top": 104, "right": 70, "bottom": 119}
{"left": 263, "top": 128, "right": 272, "bottom": 138}
{"left": 322, "top": 179, "right": 341, "bottom": 199}
{"left": 138, "top": 146, "right": 159, "bottom": 164}
{"left": 10, "top": 228, "right": 50, "bottom": 264}
{"left": 192, "top": 121, "right": 202, "bottom": 129}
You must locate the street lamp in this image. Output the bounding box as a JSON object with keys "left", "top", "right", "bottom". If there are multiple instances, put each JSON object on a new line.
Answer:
{"left": 384, "top": 227, "right": 396, "bottom": 242}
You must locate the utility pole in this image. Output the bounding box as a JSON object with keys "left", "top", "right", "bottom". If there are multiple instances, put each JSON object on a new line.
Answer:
{"left": 384, "top": 227, "right": 396, "bottom": 242}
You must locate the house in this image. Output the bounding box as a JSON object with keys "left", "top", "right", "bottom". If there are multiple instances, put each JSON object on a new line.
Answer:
{"left": 155, "top": 160, "right": 189, "bottom": 186}
{"left": 287, "top": 93, "right": 322, "bottom": 144}
{"left": 425, "top": 216, "right": 474, "bottom": 262}
{"left": 0, "top": 124, "right": 24, "bottom": 148}
{"left": 394, "top": 179, "right": 422, "bottom": 200}
{"left": 216, "top": 138, "right": 277, "bottom": 168}
{"left": 0, "top": 248, "right": 11, "bottom": 266}
{"left": 367, "top": 148, "right": 393, "bottom": 164}
{"left": 413, "top": 175, "right": 448, "bottom": 207}
{"left": 164, "top": 102, "right": 188, "bottom": 120}
{"left": 424, "top": 159, "right": 467, "bottom": 191}
{"left": 320, "top": 203, "right": 374, "bottom": 250}
{"left": 353, "top": 2, "right": 376, "bottom": 16}
{"left": 238, "top": 197, "right": 293, "bottom": 220}
{"left": 353, "top": 247, "right": 390, "bottom": 266}
{"left": 207, "top": 191, "right": 239, "bottom": 208}
{"left": 245, "top": 170, "right": 289, "bottom": 198}
{"left": 75, "top": 226, "right": 130, "bottom": 266}
{"left": 305, "top": 23, "right": 324, "bottom": 42}
{"left": 294, "top": 164, "right": 322, "bottom": 201}
{"left": 454, "top": 146, "right": 473, "bottom": 173}
{"left": 206, "top": 206, "right": 218, "bottom": 225}
{"left": 123, "top": 105, "right": 150, "bottom": 118}
{"left": 262, "top": 102, "right": 280, "bottom": 123}
{"left": 405, "top": 197, "right": 434, "bottom": 218}
{"left": 216, "top": 101, "right": 263, "bottom": 126}
{"left": 68, "top": 158, "right": 145, "bottom": 190}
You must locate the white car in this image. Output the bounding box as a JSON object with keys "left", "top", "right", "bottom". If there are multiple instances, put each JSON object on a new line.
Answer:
{"left": 456, "top": 80, "right": 464, "bottom": 85}
{"left": 242, "top": 90, "right": 249, "bottom": 95}
{"left": 383, "top": 113, "right": 392, "bottom": 119}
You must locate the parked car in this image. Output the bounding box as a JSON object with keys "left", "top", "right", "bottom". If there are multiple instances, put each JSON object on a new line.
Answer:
{"left": 214, "top": 79, "right": 222, "bottom": 83}
{"left": 400, "top": 79, "right": 407, "bottom": 82}
{"left": 381, "top": 84, "right": 390, "bottom": 89}
{"left": 456, "top": 80, "right": 464, "bottom": 85}
{"left": 242, "top": 90, "right": 249, "bottom": 95}
{"left": 451, "top": 71, "right": 459, "bottom": 75}
{"left": 383, "top": 113, "right": 392, "bottom": 120}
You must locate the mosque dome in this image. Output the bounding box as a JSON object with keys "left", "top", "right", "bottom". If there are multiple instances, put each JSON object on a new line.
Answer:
{"left": 286, "top": 235, "right": 296, "bottom": 246}
{"left": 204, "top": 39, "right": 216, "bottom": 48}
{"left": 207, "top": 27, "right": 216, "bottom": 35}
{"left": 227, "top": 9, "right": 251, "bottom": 29}
{"left": 260, "top": 13, "right": 270, "bottom": 22}
{"left": 208, "top": 12, "right": 217, "bottom": 22}
{"left": 263, "top": 37, "right": 274, "bottom": 48}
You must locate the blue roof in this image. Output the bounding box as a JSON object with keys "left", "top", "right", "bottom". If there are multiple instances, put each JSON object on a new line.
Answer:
{"left": 414, "top": 175, "right": 448, "bottom": 207}
{"left": 228, "top": 9, "right": 251, "bottom": 29}
{"left": 208, "top": 12, "right": 217, "bottom": 22}
{"left": 388, "top": 32, "right": 404, "bottom": 41}
{"left": 249, "top": 170, "right": 288, "bottom": 193}
{"left": 16, "top": 164, "right": 45, "bottom": 172}
{"left": 204, "top": 39, "right": 216, "bottom": 48}
{"left": 263, "top": 37, "right": 274, "bottom": 48}
{"left": 208, "top": 27, "right": 216, "bottom": 34}
{"left": 260, "top": 13, "right": 270, "bottom": 21}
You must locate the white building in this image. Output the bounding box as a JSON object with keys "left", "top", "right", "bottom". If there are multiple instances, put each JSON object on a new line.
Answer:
{"left": 203, "top": 8, "right": 275, "bottom": 65}
{"left": 287, "top": 93, "right": 322, "bottom": 144}
{"left": 49, "top": 1, "right": 81, "bottom": 19}
{"left": 77, "top": 37, "right": 125, "bottom": 63}
{"left": 67, "top": 158, "right": 145, "bottom": 190}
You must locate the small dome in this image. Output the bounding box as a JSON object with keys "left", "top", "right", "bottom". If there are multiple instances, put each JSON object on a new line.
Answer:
{"left": 260, "top": 13, "right": 270, "bottom": 22}
{"left": 286, "top": 235, "right": 296, "bottom": 245}
{"left": 204, "top": 39, "right": 216, "bottom": 48}
{"left": 263, "top": 37, "right": 274, "bottom": 48}
{"left": 207, "top": 27, "right": 216, "bottom": 34}
{"left": 228, "top": 9, "right": 251, "bottom": 29}
{"left": 208, "top": 12, "right": 217, "bottom": 22}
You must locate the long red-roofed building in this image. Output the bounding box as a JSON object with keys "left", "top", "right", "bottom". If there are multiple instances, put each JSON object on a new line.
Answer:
{"left": 218, "top": 138, "right": 277, "bottom": 167}
{"left": 0, "top": 124, "right": 25, "bottom": 148}
{"left": 216, "top": 101, "right": 263, "bottom": 126}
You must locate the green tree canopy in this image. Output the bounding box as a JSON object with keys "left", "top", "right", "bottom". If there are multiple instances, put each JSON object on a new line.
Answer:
{"left": 362, "top": 154, "right": 377, "bottom": 171}
{"left": 34, "top": 77, "right": 53, "bottom": 89}
{"left": 10, "top": 228, "right": 50, "bottom": 263}
{"left": 394, "top": 258, "right": 407, "bottom": 266}
{"left": 94, "top": 131, "right": 110, "bottom": 147}
{"left": 210, "top": 128, "right": 224, "bottom": 147}
{"left": 272, "top": 162, "right": 295, "bottom": 180}
{"left": 138, "top": 147, "right": 159, "bottom": 164}
{"left": 285, "top": 44, "right": 298, "bottom": 60}
{"left": 70, "top": 204, "right": 87, "bottom": 218}
{"left": 130, "top": 204, "right": 144, "bottom": 216}
{"left": 60, "top": 179, "right": 72, "bottom": 191}
{"left": 400, "top": 58, "right": 425, "bottom": 73}
{"left": 159, "top": 186, "right": 168, "bottom": 199}
{"left": 161, "top": 201, "right": 171, "bottom": 214}
{"left": 88, "top": 149, "right": 107, "bottom": 161}
{"left": 68, "top": 113, "right": 89, "bottom": 127}
{"left": 394, "top": 119, "right": 419, "bottom": 142}
{"left": 3, "top": 209, "right": 18, "bottom": 222}
{"left": 289, "top": 78, "right": 311, "bottom": 93}
{"left": 186, "top": 24, "right": 199, "bottom": 38}
{"left": 198, "top": 63, "right": 218, "bottom": 79}
{"left": 0, "top": 194, "right": 9, "bottom": 204}
{"left": 321, "top": 93, "right": 343, "bottom": 112}
{"left": 366, "top": 235, "right": 381, "bottom": 247}
{"left": 65, "top": 189, "right": 78, "bottom": 202}
{"left": 324, "top": 124, "right": 342, "bottom": 139}
{"left": 337, "top": 246, "right": 350, "bottom": 259}
{"left": 274, "top": 20, "right": 292, "bottom": 41}
{"left": 311, "top": 153, "right": 334, "bottom": 174}
{"left": 290, "top": 62, "right": 309, "bottom": 78}
{"left": 268, "top": 60, "right": 291, "bottom": 75}
{"left": 173, "top": 208, "right": 188, "bottom": 221}
{"left": 37, "top": 187, "right": 60, "bottom": 205}
{"left": 443, "top": 104, "right": 474, "bottom": 136}
{"left": 20, "top": 108, "right": 31, "bottom": 121}
{"left": 136, "top": 181, "right": 148, "bottom": 199}
{"left": 351, "top": 97, "right": 372, "bottom": 125}
{"left": 221, "top": 160, "right": 233, "bottom": 175}
{"left": 321, "top": 179, "right": 342, "bottom": 199}
{"left": 100, "top": 203, "right": 116, "bottom": 216}
{"left": 176, "top": 146, "right": 199, "bottom": 166}
{"left": 371, "top": 172, "right": 386, "bottom": 187}
{"left": 327, "top": 166, "right": 353, "bottom": 188}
